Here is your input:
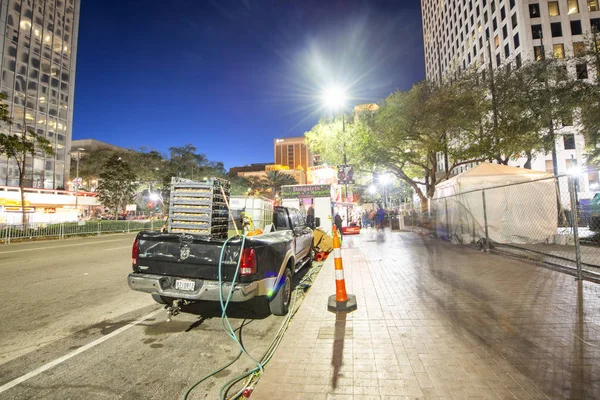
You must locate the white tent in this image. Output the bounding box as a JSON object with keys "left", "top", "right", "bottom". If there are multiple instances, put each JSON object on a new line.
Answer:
{"left": 433, "top": 163, "right": 558, "bottom": 244}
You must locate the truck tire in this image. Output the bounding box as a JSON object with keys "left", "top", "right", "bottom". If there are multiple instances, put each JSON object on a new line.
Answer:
{"left": 590, "top": 217, "right": 600, "bottom": 231}
{"left": 152, "top": 294, "right": 174, "bottom": 306}
{"left": 269, "top": 268, "right": 292, "bottom": 316}
{"left": 305, "top": 248, "right": 315, "bottom": 268}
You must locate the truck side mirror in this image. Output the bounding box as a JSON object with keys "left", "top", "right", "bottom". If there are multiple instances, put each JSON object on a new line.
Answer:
{"left": 315, "top": 217, "right": 320, "bottom": 228}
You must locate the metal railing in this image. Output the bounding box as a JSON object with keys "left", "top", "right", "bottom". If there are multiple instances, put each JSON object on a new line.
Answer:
{"left": 0, "top": 220, "right": 159, "bottom": 244}
{"left": 402, "top": 174, "right": 600, "bottom": 280}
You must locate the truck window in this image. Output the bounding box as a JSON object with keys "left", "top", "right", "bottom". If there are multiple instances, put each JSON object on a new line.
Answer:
{"left": 292, "top": 210, "right": 304, "bottom": 228}
{"left": 275, "top": 209, "right": 290, "bottom": 230}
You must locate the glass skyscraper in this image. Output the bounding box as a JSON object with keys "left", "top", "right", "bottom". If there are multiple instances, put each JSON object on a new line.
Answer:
{"left": 0, "top": 0, "right": 80, "bottom": 189}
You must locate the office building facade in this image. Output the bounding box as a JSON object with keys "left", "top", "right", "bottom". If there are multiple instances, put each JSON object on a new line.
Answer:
{"left": 0, "top": 0, "right": 80, "bottom": 189}
{"left": 274, "top": 136, "right": 313, "bottom": 172}
{"left": 421, "top": 0, "right": 600, "bottom": 188}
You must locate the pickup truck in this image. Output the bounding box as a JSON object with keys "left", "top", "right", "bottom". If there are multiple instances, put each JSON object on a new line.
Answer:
{"left": 127, "top": 206, "right": 314, "bottom": 316}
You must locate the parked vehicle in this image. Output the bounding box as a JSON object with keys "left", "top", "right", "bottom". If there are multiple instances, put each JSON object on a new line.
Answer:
{"left": 589, "top": 193, "right": 600, "bottom": 231}
{"left": 127, "top": 206, "right": 314, "bottom": 316}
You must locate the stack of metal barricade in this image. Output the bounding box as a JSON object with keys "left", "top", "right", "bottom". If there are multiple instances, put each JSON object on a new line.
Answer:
{"left": 168, "top": 177, "right": 230, "bottom": 239}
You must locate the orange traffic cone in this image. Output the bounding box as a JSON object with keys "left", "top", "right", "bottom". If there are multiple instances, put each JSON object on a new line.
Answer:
{"left": 315, "top": 252, "right": 324, "bottom": 262}
{"left": 327, "top": 226, "right": 357, "bottom": 313}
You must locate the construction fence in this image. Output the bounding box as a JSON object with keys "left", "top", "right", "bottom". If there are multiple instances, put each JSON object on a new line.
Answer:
{"left": 0, "top": 220, "right": 161, "bottom": 244}
{"left": 401, "top": 174, "right": 600, "bottom": 280}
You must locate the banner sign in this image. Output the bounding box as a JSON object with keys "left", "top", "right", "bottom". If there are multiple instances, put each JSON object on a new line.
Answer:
{"left": 337, "top": 165, "right": 355, "bottom": 184}
{"left": 281, "top": 184, "right": 331, "bottom": 199}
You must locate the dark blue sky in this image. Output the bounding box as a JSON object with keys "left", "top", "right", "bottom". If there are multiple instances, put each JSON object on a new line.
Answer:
{"left": 73, "top": 0, "right": 425, "bottom": 169}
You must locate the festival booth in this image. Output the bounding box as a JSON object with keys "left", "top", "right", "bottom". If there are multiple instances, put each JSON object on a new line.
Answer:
{"left": 433, "top": 163, "right": 558, "bottom": 244}
{"left": 281, "top": 184, "right": 333, "bottom": 234}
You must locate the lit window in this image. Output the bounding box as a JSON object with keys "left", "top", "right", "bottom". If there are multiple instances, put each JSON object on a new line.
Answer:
{"left": 574, "top": 41, "right": 586, "bottom": 57}
{"left": 534, "top": 45, "right": 544, "bottom": 60}
{"left": 553, "top": 43, "right": 565, "bottom": 58}
{"left": 568, "top": 0, "right": 580, "bottom": 14}
{"left": 589, "top": 0, "right": 599, "bottom": 12}
{"left": 548, "top": 1, "right": 560, "bottom": 16}
{"left": 494, "top": 35, "right": 499, "bottom": 48}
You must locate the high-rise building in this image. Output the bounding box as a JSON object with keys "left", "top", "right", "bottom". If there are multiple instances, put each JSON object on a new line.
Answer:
{"left": 0, "top": 0, "right": 80, "bottom": 189}
{"left": 274, "top": 136, "right": 313, "bottom": 171}
{"left": 421, "top": 0, "right": 600, "bottom": 187}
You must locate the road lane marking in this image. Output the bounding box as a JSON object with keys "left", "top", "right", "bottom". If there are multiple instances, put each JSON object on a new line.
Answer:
{"left": 0, "top": 308, "right": 162, "bottom": 394}
{"left": 0, "top": 238, "right": 135, "bottom": 255}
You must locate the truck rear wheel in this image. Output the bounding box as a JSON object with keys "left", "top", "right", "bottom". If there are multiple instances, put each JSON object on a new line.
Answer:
{"left": 269, "top": 268, "right": 292, "bottom": 316}
{"left": 590, "top": 217, "right": 600, "bottom": 231}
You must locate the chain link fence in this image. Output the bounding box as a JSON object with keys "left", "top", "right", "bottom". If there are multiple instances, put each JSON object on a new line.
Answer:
{"left": 402, "top": 174, "right": 600, "bottom": 280}
{"left": 0, "top": 220, "right": 160, "bottom": 244}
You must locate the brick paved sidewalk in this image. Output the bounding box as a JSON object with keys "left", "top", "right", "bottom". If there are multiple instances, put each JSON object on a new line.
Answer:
{"left": 251, "top": 230, "right": 600, "bottom": 399}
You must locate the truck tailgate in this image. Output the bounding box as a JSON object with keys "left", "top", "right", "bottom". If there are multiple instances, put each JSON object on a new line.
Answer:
{"left": 134, "top": 232, "right": 241, "bottom": 280}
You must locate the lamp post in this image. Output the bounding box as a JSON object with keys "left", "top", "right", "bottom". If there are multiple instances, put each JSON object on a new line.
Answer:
{"left": 379, "top": 173, "right": 392, "bottom": 209}
{"left": 75, "top": 147, "right": 85, "bottom": 216}
{"left": 368, "top": 185, "right": 377, "bottom": 211}
{"left": 323, "top": 86, "right": 350, "bottom": 222}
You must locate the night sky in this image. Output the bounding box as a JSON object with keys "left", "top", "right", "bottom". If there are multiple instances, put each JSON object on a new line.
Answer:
{"left": 73, "top": 0, "right": 425, "bottom": 169}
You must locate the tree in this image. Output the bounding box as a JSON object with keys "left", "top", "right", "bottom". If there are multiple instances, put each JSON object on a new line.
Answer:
{"left": 69, "top": 148, "right": 127, "bottom": 190}
{"left": 0, "top": 103, "right": 54, "bottom": 224}
{"left": 96, "top": 155, "right": 137, "bottom": 219}
{"left": 167, "top": 144, "right": 209, "bottom": 180}
{"left": 305, "top": 114, "right": 364, "bottom": 167}
{"left": 480, "top": 63, "right": 552, "bottom": 168}
{"left": 575, "top": 30, "right": 600, "bottom": 162}
{"left": 255, "top": 171, "right": 298, "bottom": 199}
{"left": 362, "top": 78, "right": 486, "bottom": 204}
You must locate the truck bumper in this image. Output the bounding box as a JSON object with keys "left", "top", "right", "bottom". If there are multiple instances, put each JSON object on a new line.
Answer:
{"left": 127, "top": 273, "right": 276, "bottom": 302}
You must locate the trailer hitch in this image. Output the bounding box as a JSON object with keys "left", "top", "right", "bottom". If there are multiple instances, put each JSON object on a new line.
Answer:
{"left": 165, "top": 299, "right": 191, "bottom": 322}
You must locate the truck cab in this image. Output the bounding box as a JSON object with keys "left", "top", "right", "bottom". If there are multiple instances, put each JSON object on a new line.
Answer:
{"left": 274, "top": 206, "right": 313, "bottom": 266}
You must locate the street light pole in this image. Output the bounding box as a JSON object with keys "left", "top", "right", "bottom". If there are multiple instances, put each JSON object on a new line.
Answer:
{"left": 75, "top": 148, "right": 84, "bottom": 217}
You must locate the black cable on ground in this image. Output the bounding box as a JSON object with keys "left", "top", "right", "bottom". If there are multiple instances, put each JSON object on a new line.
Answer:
{"left": 219, "top": 261, "right": 324, "bottom": 399}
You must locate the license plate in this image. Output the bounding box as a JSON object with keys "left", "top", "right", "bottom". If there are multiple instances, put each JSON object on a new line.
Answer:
{"left": 175, "top": 279, "right": 195, "bottom": 291}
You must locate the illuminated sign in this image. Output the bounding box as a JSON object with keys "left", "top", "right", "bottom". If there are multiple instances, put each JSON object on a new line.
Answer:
{"left": 0, "top": 198, "right": 31, "bottom": 206}
{"left": 265, "top": 164, "right": 290, "bottom": 171}
{"left": 5, "top": 206, "right": 35, "bottom": 213}
{"left": 281, "top": 184, "right": 331, "bottom": 199}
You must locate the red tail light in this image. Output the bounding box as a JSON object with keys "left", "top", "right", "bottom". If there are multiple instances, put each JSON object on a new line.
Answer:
{"left": 240, "top": 248, "right": 256, "bottom": 276}
{"left": 132, "top": 238, "right": 139, "bottom": 266}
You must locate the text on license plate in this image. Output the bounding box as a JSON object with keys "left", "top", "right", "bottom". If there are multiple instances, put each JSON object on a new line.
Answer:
{"left": 175, "top": 279, "right": 195, "bottom": 291}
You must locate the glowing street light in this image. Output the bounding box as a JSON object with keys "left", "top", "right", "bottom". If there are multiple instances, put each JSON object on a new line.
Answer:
{"left": 323, "top": 86, "right": 346, "bottom": 110}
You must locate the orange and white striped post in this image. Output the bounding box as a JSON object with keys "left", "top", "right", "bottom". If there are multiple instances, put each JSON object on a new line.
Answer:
{"left": 327, "top": 225, "right": 357, "bottom": 313}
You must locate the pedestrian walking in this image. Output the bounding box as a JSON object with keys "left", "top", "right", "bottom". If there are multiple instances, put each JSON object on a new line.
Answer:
{"left": 334, "top": 212, "right": 343, "bottom": 237}
{"left": 376, "top": 206, "right": 385, "bottom": 231}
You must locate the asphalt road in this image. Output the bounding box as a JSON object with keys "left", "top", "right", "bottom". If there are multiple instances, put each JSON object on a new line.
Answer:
{"left": 0, "top": 234, "right": 295, "bottom": 399}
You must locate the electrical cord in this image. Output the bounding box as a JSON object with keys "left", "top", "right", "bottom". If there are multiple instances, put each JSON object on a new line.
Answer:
{"left": 182, "top": 259, "right": 323, "bottom": 400}
{"left": 219, "top": 261, "right": 324, "bottom": 399}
